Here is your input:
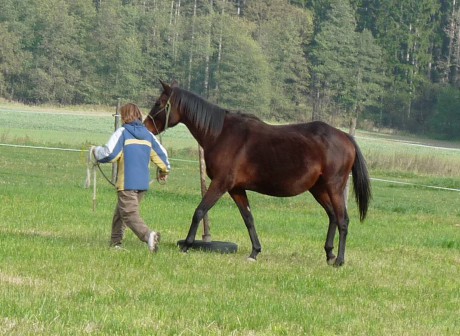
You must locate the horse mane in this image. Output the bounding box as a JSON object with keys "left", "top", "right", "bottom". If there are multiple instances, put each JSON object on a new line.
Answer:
{"left": 171, "top": 87, "right": 226, "bottom": 137}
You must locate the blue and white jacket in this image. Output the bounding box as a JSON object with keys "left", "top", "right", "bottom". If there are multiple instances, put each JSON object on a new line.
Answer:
{"left": 94, "top": 120, "right": 170, "bottom": 191}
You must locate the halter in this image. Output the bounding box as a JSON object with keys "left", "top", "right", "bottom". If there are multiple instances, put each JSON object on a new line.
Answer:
{"left": 146, "top": 98, "right": 171, "bottom": 185}
{"left": 147, "top": 98, "right": 171, "bottom": 142}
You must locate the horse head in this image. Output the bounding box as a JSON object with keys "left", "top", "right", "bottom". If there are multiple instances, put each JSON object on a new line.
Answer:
{"left": 144, "top": 80, "right": 180, "bottom": 135}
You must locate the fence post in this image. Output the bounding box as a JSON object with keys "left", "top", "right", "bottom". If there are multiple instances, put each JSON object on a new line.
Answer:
{"left": 199, "top": 145, "right": 212, "bottom": 242}
{"left": 344, "top": 117, "right": 357, "bottom": 209}
{"left": 112, "top": 98, "right": 121, "bottom": 184}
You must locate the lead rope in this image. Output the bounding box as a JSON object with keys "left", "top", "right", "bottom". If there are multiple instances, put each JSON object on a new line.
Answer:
{"left": 85, "top": 147, "right": 116, "bottom": 211}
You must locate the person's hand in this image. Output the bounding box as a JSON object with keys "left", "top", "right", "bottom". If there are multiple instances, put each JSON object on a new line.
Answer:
{"left": 157, "top": 171, "right": 169, "bottom": 183}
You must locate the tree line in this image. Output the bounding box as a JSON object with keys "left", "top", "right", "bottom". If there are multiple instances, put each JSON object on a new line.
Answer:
{"left": 1, "top": 0, "right": 459, "bottom": 139}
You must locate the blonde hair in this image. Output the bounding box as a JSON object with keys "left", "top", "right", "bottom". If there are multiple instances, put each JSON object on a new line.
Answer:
{"left": 120, "top": 103, "right": 143, "bottom": 124}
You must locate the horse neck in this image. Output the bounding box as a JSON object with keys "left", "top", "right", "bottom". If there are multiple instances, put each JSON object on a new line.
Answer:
{"left": 173, "top": 89, "right": 225, "bottom": 148}
{"left": 181, "top": 115, "right": 218, "bottom": 150}
{"left": 184, "top": 121, "right": 211, "bottom": 149}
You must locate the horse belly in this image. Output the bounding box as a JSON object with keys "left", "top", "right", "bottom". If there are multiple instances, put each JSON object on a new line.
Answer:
{"left": 244, "top": 160, "right": 321, "bottom": 197}
{"left": 210, "top": 129, "right": 324, "bottom": 197}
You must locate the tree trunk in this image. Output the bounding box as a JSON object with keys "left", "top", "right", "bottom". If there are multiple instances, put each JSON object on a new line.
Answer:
{"left": 203, "top": 0, "right": 213, "bottom": 98}
{"left": 445, "top": 0, "right": 457, "bottom": 83}
{"left": 312, "top": 87, "right": 320, "bottom": 121}
{"left": 187, "top": 0, "right": 197, "bottom": 89}
{"left": 214, "top": 0, "right": 225, "bottom": 103}
{"left": 454, "top": 8, "right": 460, "bottom": 86}
{"left": 349, "top": 115, "right": 357, "bottom": 136}
{"left": 344, "top": 115, "right": 357, "bottom": 208}
{"left": 170, "top": 0, "right": 181, "bottom": 64}
{"left": 236, "top": 0, "right": 245, "bottom": 15}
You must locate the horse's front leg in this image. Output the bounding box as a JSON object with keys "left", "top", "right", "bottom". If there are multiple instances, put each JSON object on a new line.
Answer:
{"left": 180, "top": 182, "right": 225, "bottom": 253}
{"left": 229, "top": 188, "right": 261, "bottom": 261}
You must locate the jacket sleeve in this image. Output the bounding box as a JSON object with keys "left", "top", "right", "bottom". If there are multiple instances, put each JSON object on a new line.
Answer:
{"left": 149, "top": 132, "right": 171, "bottom": 173}
{"left": 94, "top": 127, "right": 124, "bottom": 163}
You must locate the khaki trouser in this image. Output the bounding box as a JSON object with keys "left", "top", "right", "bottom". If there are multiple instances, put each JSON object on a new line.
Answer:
{"left": 111, "top": 190, "right": 150, "bottom": 246}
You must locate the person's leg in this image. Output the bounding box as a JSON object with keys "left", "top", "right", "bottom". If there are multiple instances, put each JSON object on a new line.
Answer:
{"left": 118, "top": 190, "right": 150, "bottom": 243}
{"left": 137, "top": 191, "right": 161, "bottom": 252}
{"left": 110, "top": 195, "right": 126, "bottom": 246}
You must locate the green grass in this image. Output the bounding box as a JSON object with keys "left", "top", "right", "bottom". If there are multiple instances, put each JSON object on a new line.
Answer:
{"left": 0, "top": 105, "right": 195, "bottom": 152}
{"left": 356, "top": 133, "right": 460, "bottom": 179}
{"left": 0, "top": 105, "right": 459, "bottom": 335}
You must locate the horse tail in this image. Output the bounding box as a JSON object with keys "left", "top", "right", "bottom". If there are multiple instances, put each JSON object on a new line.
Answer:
{"left": 347, "top": 134, "right": 371, "bottom": 221}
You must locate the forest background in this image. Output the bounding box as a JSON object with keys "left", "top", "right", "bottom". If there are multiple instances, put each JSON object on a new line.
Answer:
{"left": 1, "top": 0, "right": 460, "bottom": 140}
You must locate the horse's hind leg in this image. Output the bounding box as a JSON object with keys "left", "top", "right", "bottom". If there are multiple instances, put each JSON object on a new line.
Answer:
{"left": 325, "top": 215, "right": 338, "bottom": 265}
{"left": 310, "top": 186, "right": 339, "bottom": 265}
{"left": 229, "top": 188, "right": 261, "bottom": 261}
{"left": 312, "top": 181, "right": 349, "bottom": 267}
{"left": 335, "top": 208, "right": 349, "bottom": 266}
{"left": 329, "top": 192, "right": 349, "bottom": 267}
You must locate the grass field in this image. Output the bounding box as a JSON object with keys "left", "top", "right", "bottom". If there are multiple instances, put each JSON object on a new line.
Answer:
{"left": 0, "top": 104, "right": 459, "bottom": 335}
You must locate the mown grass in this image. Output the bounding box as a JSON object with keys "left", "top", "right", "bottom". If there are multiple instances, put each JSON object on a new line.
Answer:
{"left": 2, "top": 104, "right": 460, "bottom": 178}
{"left": 0, "top": 105, "right": 459, "bottom": 335}
{"left": 358, "top": 136, "right": 460, "bottom": 179}
{"left": 0, "top": 106, "right": 194, "bottom": 152}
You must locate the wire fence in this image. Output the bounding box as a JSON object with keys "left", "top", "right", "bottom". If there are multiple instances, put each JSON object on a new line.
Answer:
{"left": 1, "top": 142, "right": 459, "bottom": 192}
{"left": 2, "top": 106, "right": 459, "bottom": 190}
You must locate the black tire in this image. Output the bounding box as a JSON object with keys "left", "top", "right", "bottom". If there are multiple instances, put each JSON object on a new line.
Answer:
{"left": 177, "top": 240, "right": 238, "bottom": 254}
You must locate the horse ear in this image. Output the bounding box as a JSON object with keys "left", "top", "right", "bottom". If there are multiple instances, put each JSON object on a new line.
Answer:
{"left": 159, "top": 79, "right": 172, "bottom": 95}
{"left": 171, "top": 80, "right": 179, "bottom": 88}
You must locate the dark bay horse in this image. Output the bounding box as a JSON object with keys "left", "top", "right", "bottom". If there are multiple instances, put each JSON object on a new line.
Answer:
{"left": 145, "top": 81, "right": 371, "bottom": 266}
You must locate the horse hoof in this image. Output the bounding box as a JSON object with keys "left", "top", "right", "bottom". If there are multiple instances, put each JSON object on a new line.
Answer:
{"left": 247, "top": 257, "right": 257, "bottom": 262}
{"left": 177, "top": 240, "right": 191, "bottom": 253}
{"left": 179, "top": 244, "right": 189, "bottom": 253}
{"left": 327, "top": 257, "right": 337, "bottom": 266}
{"left": 333, "top": 259, "right": 344, "bottom": 267}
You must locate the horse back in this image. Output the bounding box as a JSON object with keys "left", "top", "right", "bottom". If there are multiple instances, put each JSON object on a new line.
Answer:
{"left": 292, "top": 121, "right": 356, "bottom": 176}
